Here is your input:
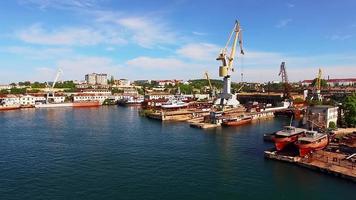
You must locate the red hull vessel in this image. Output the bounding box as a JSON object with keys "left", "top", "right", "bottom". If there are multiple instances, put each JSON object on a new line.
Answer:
{"left": 0, "top": 105, "right": 20, "bottom": 111}
{"left": 273, "top": 126, "right": 306, "bottom": 151}
{"left": 296, "top": 131, "right": 328, "bottom": 157}
{"left": 73, "top": 101, "right": 101, "bottom": 107}
{"left": 222, "top": 117, "right": 252, "bottom": 126}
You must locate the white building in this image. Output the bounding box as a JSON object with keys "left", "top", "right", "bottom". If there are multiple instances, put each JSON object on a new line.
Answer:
{"left": 73, "top": 94, "right": 108, "bottom": 103}
{"left": 0, "top": 85, "right": 13, "bottom": 90}
{"left": 85, "top": 73, "right": 108, "bottom": 85}
{"left": 145, "top": 93, "right": 174, "bottom": 100}
{"left": 0, "top": 95, "right": 20, "bottom": 106}
{"left": 20, "top": 95, "right": 35, "bottom": 105}
{"left": 96, "top": 74, "right": 108, "bottom": 85}
{"left": 303, "top": 105, "right": 338, "bottom": 128}
{"left": 82, "top": 89, "right": 111, "bottom": 95}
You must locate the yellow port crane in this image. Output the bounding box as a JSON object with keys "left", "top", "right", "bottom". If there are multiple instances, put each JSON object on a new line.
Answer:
{"left": 310, "top": 68, "right": 323, "bottom": 101}
{"left": 316, "top": 68, "right": 322, "bottom": 91}
{"left": 215, "top": 20, "right": 244, "bottom": 107}
{"left": 204, "top": 71, "right": 213, "bottom": 91}
{"left": 204, "top": 71, "right": 216, "bottom": 98}
{"left": 217, "top": 20, "right": 244, "bottom": 78}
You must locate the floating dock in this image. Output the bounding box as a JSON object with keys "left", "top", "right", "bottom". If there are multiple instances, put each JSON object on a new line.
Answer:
{"left": 265, "top": 150, "right": 356, "bottom": 182}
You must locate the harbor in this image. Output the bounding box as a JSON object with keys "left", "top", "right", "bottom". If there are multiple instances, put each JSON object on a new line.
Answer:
{"left": 1, "top": 1, "right": 356, "bottom": 199}
{"left": 1, "top": 107, "right": 355, "bottom": 199}
{"left": 0, "top": 20, "right": 355, "bottom": 185}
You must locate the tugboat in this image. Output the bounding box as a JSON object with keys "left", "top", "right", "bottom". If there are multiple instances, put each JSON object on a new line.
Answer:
{"left": 222, "top": 115, "right": 252, "bottom": 126}
{"left": 273, "top": 126, "right": 306, "bottom": 151}
{"left": 295, "top": 131, "right": 328, "bottom": 157}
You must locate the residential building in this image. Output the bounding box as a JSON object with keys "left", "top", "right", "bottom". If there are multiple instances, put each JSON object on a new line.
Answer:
{"left": 0, "top": 85, "right": 13, "bottom": 90}
{"left": 85, "top": 73, "right": 108, "bottom": 85}
{"left": 301, "top": 78, "right": 356, "bottom": 87}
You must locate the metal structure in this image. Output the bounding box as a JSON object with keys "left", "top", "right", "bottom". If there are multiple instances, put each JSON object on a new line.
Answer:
{"left": 278, "top": 62, "right": 291, "bottom": 99}
{"left": 204, "top": 71, "right": 215, "bottom": 97}
{"left": 214, "top": 20, "right": 244, "bottom": 107}
{"left": 46, "top": 68, "right": 63, "bottom": 103}
{"left": 310, "top": 68, "right": 323, "bottom": 101}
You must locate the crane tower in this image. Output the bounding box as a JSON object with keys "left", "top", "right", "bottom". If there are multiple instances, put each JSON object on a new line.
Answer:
{"left": 278, "top": 62, "right": 291, "bottom": 99}
{"left": 214, "top": 20, "right": 244, "bottom": 107}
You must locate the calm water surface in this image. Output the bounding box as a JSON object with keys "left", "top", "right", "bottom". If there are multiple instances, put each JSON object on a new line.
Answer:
{"left": 0, "top": 107, "right": 354, "bottom": 199}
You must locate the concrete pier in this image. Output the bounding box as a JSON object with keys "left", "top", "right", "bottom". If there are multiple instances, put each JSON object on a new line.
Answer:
{"left": 265, "top": 150, "right": 356, "bottom": 182}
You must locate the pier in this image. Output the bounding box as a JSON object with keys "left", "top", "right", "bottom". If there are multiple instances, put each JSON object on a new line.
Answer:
{"left": 265, "top": 150, "right": 356, "bottom": 182}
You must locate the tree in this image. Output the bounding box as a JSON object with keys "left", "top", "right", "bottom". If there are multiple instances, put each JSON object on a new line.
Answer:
{"left": 342, "top": 93, "right": 356, "bottom": 127}
{"left": 328, "top": 121, "right": 336, "bottom": 129}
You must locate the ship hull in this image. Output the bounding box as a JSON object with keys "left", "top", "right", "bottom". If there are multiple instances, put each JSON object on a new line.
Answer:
{"left": 0, "top": 105, "right": 21, "bottom": 111}
{"left": 73, "top": 101, "right": 100, "bottom": 107}
{"left": 297, "top": 136, "right": 328, "bottom": 157}
{"left": 35, "top": 103, "right": 73, "bottom": 108}
{"left": 222, "top": 118, "right": 252, "bottom": 126}
{"left": 273, "top": 135, "right": 299, "bottom": 151}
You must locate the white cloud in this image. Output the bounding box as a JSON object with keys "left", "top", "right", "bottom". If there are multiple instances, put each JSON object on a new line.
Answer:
{"left": 192, "top": 31, "right": 207, "bottom": 36}
{"left": 95, "top": 12, "right": 179, "bottom": 48}
{"left": 17, "top": 24, "right": 126, "bottom": 46}
{"left": 56, "top": 56, "right": 122, "bottom": 80}
{"left": 126, "top": 56, "right": 188, "bottom": 70}
{"left": 116, "top": 17, "right": 178, "bottom": 48}
{"left": 176, "top": 43, "right": 220, "bottom": 61}
{"left": 327, "top": 34, "right": 352, "bottom": 41}
{"left": 19, "top": 0, "right": 98, "bottom": 10}
{"left": 275, "top": 19, "right": 292, "bottom": 28}
{"left": 287, "top": 3, "right": 295, "bottom": 8}
{"left": 2, "top": 46, "right": 73, "bottom": 59}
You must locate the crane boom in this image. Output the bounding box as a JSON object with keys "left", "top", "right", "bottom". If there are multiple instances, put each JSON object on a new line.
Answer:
{"left": 316, "top": 68, "right": 322, "bottom": 90}
{"left": 204, "top": 71, "right": 213, "bottom": 90}
{"left": 52, "top": 69, "right": 63, "bottom": 88}
{"left": 215, "top": 20, "right": 244, "bottom": 107}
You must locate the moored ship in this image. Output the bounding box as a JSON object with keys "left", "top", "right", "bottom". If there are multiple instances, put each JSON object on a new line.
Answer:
{"left": 35, "top": 102, "right": 73, "bottom": 108}
{"left": 295, "top": 131, "right": 329, "bottom": 157}
{"left": 0, "top": 104, "right": 21, "bottom": 111}
{"left": 273, "top": 126, "right": 306, "bottom": 151}
{"left": 73, "top": 101, "right": 101, "bottom": 107}
{"left": 161, "top": 98, "right": 189, "bottom": 109}
{"left": 222, "top": 116, "right": 252, "bottom": 126}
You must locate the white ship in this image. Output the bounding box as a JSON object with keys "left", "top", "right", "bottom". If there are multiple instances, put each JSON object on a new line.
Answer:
{"left": 161, "top": 98, "right": 189, "bottom": 109}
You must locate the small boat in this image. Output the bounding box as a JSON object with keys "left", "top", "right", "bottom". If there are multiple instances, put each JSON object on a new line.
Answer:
{"left": 295, "top": 131, "right": 328, "bottom": 157}
{"left": 273, "top": 126, "right": 306, "bottom": 151}
{"left": 222, "top": 116, "right": 252, "bottom": 126}
{"left": 161, "top": 98, "right": 189, "bottom": 109}
{"left": 118, "top": 96, "right": 144, "bottom": 106}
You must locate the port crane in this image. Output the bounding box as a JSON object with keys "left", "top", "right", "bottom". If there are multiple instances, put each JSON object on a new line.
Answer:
{"left": 309, "top": 68, "right": 323, "bottom": 101}
{"left": 204, "top": 71, "right": 216, "bottom": 98}
{"left": 278, "top": 62, "right": 291, "bottom": 99}
{"left": 215, "top": 20, "right": 244, "bottom": 107}
{"left": 46, "top": 68, "right": 63, "bottom": 103}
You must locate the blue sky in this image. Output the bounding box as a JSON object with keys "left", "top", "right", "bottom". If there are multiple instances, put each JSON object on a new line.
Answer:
{"left": 1, "top": 0, "right": 356, "bottom": 84}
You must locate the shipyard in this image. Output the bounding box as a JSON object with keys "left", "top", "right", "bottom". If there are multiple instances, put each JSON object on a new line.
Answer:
{"left": 1, "top": 1, "right": 356, "bottom": 199}
{"left": 1, "top": 21, "right": 355, "bottom": 183}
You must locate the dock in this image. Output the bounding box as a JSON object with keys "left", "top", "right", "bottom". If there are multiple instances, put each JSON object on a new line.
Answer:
{"left": 265, "top": 150, "right": 356, "bottom": 182}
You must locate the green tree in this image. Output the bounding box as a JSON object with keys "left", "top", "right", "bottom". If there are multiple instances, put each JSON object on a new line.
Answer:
{"left": 0, "top": 89, "right": 9, "bottom": 94}
{"left": 342, "top": 93, "right": 356, "bottom": 127}
{"left": 328, "top": 121, "right": 337, "bottom": 129}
